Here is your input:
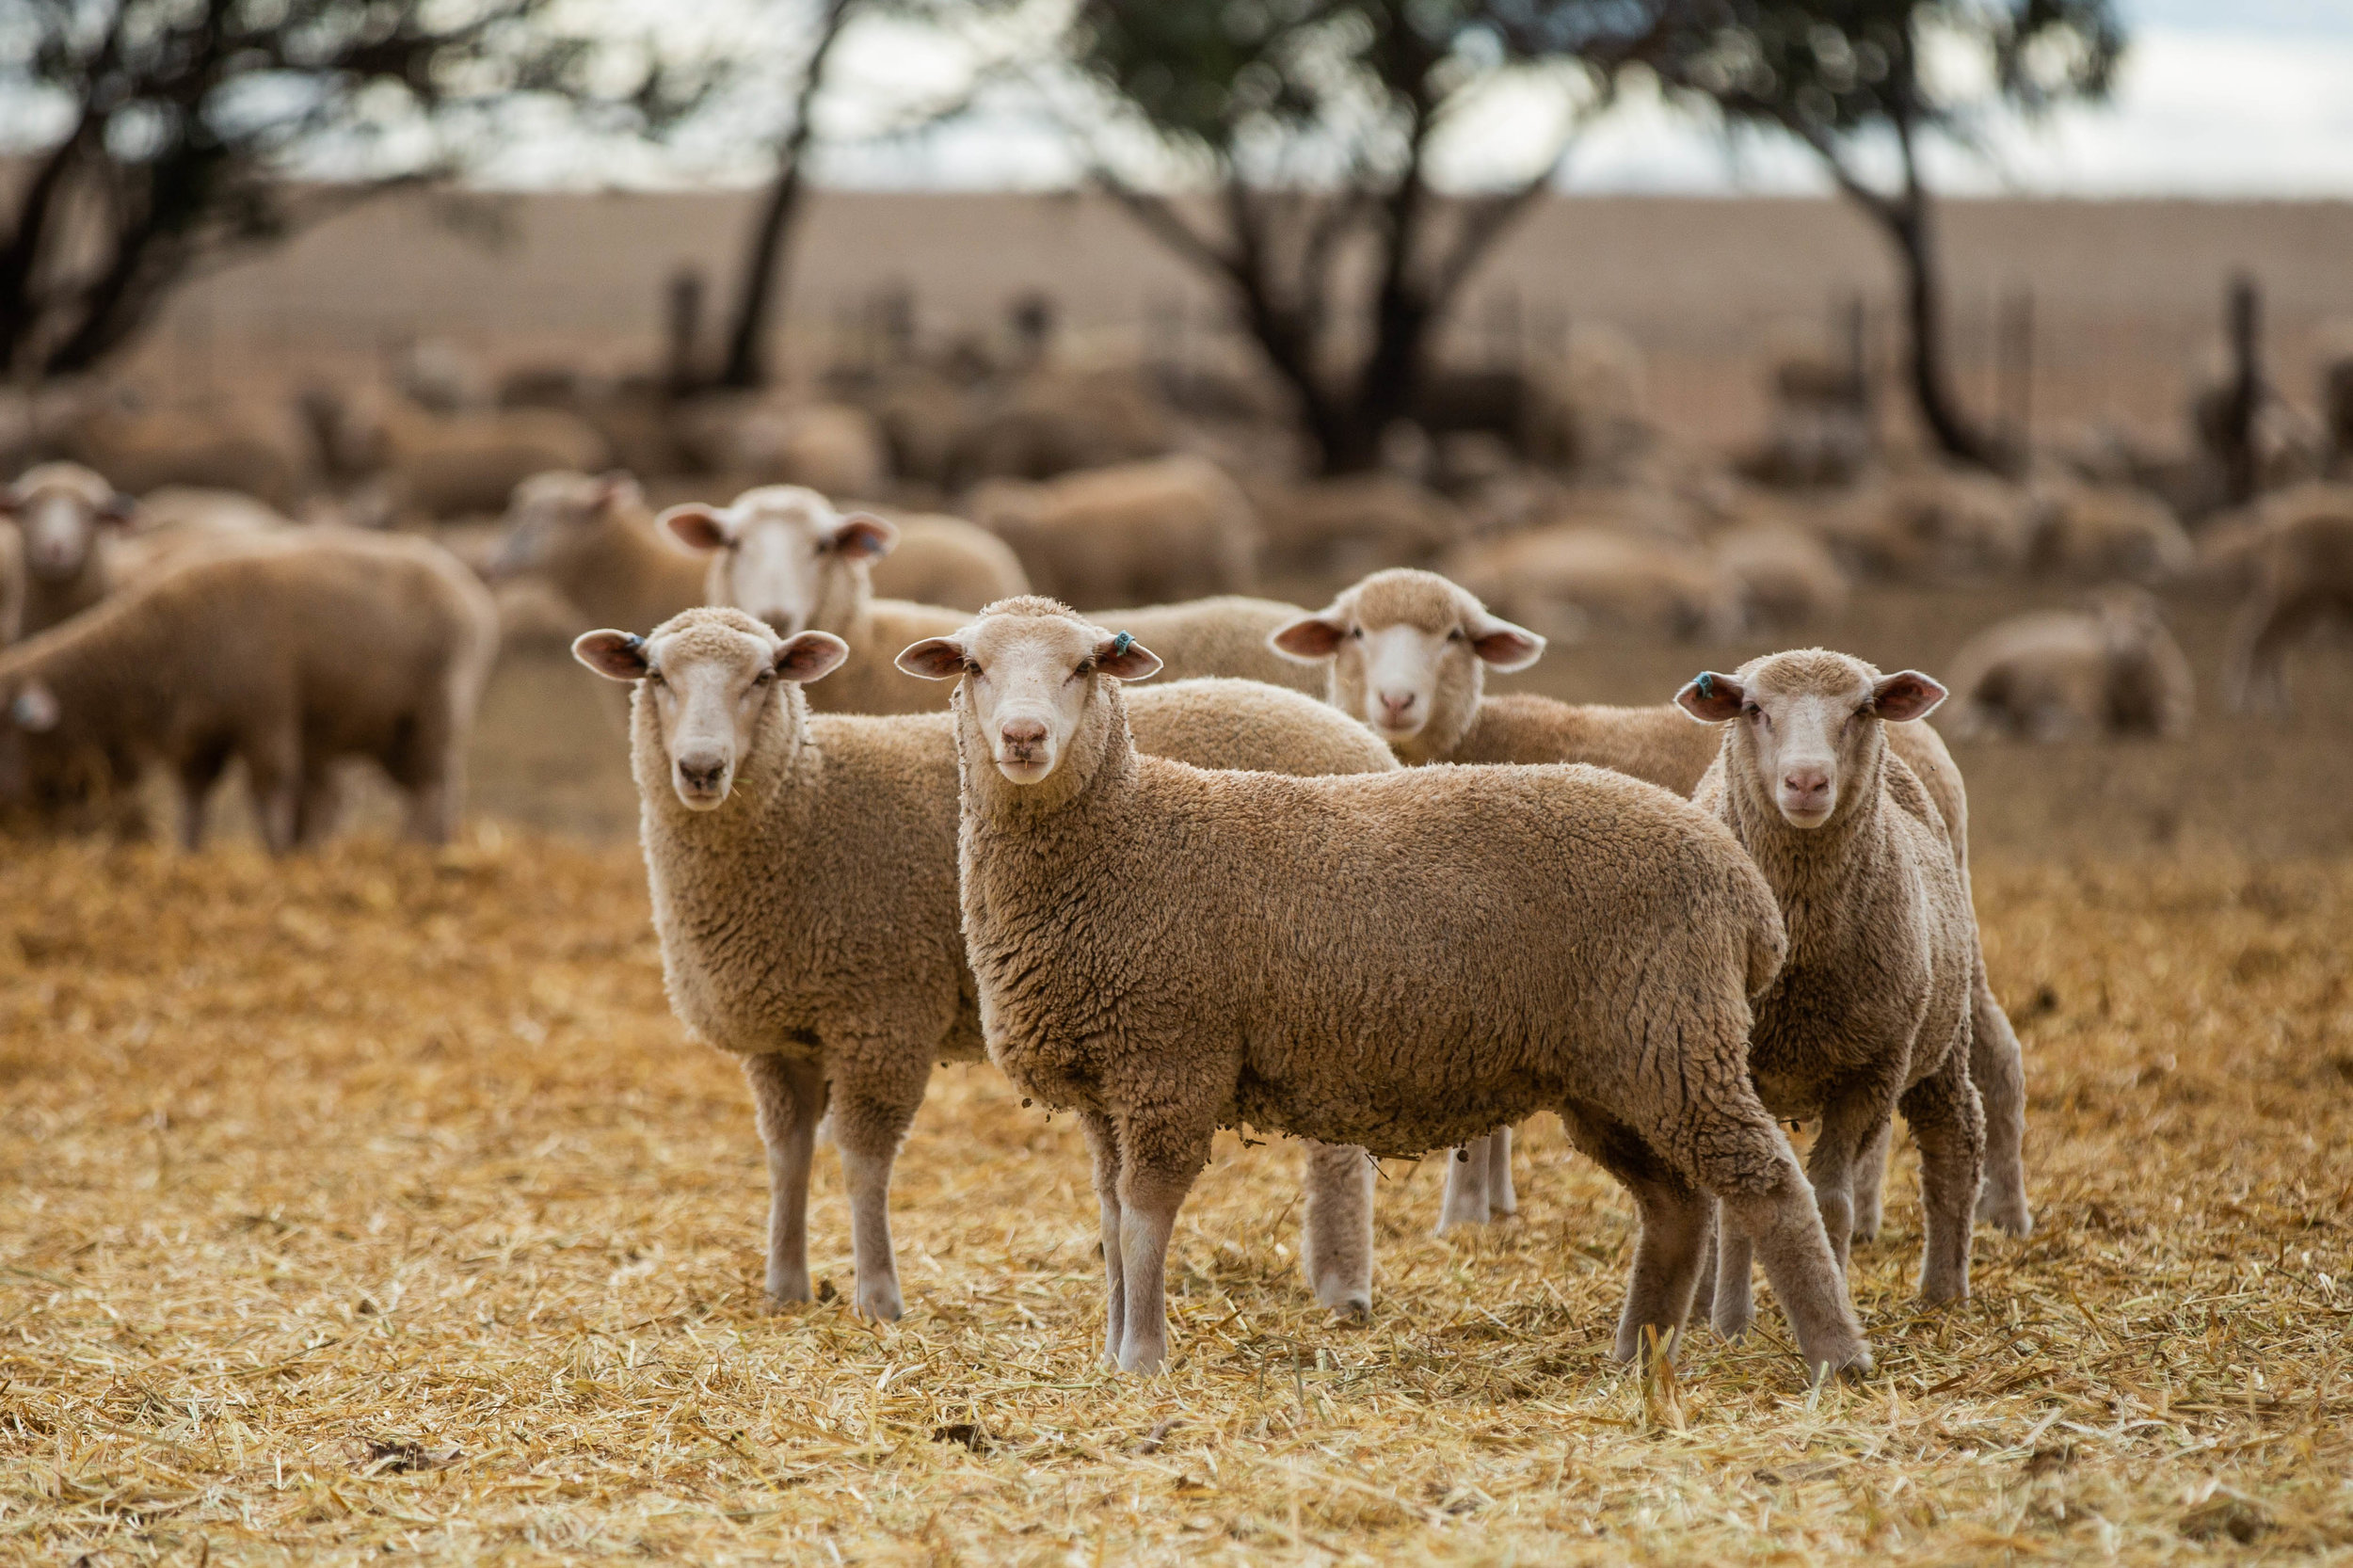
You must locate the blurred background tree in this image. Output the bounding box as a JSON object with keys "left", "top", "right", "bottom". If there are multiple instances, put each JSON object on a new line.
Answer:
{"left": 1063, "top": 0, "right": 1670, "bottom": 476}
{"left": 1651, "top": 0, "right": 2125, "bottom": 470}
{"left": 0, "top": 0, "right": 720, "bottom": 381}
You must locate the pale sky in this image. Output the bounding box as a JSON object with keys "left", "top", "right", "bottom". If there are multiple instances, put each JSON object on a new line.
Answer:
{"left": 795, "top": 0, "right": 2353, "bottom": 200}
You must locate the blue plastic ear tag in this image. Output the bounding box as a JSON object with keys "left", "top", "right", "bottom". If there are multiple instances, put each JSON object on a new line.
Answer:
{"left": 1111, "top": 632, "right": 1133, "bottom": 656}
{"left": 1696, "top": 672, "right": 1713, "bottom": 697}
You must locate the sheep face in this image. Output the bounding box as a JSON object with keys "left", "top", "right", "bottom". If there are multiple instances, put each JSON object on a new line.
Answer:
{"left": 0, "top": 680, "right": 62, "bottom": 804}
{"left": 2, "top": 465, "right": 131, "bottom": 582}
{"left": 573, "top": 614, "right": 846, "bottom": 809}
{"left": 897, "top": 605, "right": 1160, "bottom": 784}
{"left": 661, "top": 487, "right": 895, "bottom": 638}
{"left": 1677, "top": 650, "right": 1945, "bottom": 829}
{"left": 1272, "top": 569, "right": 1541, "bottom": 751}
{"left": 490, "top": 470, "right": 642, "bottom": 580}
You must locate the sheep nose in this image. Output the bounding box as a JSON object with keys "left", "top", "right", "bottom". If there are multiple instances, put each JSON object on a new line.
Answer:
{"left": 1000, "top": 718, "right": 1048, "bottom": 755}
{"left": 1783, "top": 766, "right": 1831, "bottom": 803}
{"left": 1377, "top": 691, "right": 1417, "bottom": 722}
{"left": 676, "top": 753, "right": 728, "bottom": 794}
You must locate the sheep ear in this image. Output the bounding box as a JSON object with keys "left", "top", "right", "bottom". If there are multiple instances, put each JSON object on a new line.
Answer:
{"left": 1465, "top": 612, "right": 1545, "bottom": 671}
{"left": 1870, "top": 670, "right": 1946, "bottom": 722}
{"left": 1269, "top": 613, "right": 1347, "bottom": 663}
{"left": 572, "top": 630, "right": 651, "bottom": 681}
{"left": 775, "top": 631, "right": 849, "bottom": 685}
{"left": 1675, "top": 672, "right": 1744, "bottom": 723}
{"left": 1095, "top": 632, "right": 1162, "bottom": 682}
{"left": 11, "top": 681, "right": 59, "bottom": 732}
{"left": 831, "top": 512, "right": 897, "bottom": 561}
{"left": 659, "top": 504, "right": 732, "bottom": 554}
{"left": 895, "top": 636, "right": 968, "bottom": 680}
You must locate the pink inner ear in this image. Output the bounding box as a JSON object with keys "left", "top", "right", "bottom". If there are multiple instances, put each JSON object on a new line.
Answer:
{"left": 1271, "top": 617, "right": 1346, "bottom": 660}
{"left": 662, "top": 507, "right": 730, "bottom": 553}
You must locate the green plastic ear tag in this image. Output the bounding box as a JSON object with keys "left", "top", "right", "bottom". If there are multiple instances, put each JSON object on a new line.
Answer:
{"left": 1696, "top": 672, "right": 1714, "bottom": 698}
{"left": 1111, "top": 632, "right": 1133, "bottom": 656}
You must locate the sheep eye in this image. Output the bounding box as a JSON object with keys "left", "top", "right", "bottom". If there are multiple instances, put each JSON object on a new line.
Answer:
{"left": 647, "top": 671, "right": 667, "bottom": 688}
{"left": 1074, "top": 661, "right": 1095, "bottom": 679}
{"left": 1446, "top": 629, "right": 1465, "bottom": 642}
{"left": 962, "top": 660, "right": 982, "bottom": 677}
{"left": 1348, "top": 627, "right": 1363, "bottom": 640}
{"left": 753, "top": 670, "right": 775, "bottom": 687}
{"left": 1744, "top": 703, "right": 1762, "bottom": 720}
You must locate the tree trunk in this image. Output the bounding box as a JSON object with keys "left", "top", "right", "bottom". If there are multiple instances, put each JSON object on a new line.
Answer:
{"left": 714, "top": 0, "right": 855, "bottom": 392}
{"left": 1875, "top": 194, "right": 2001, "bottom": 471}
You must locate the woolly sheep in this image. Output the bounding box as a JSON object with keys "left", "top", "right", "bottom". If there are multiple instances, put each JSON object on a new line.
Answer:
{"left": 573, "top": 607, "right": 1400, "bottom": 1321}
{"left": 949, "top": 363, "right": 1175, "bottom": 486}
{"left": 488, "top": 471, "right": 707, "bottom": 633}
{"left": 726, "top": 404, "right": 889, "bottom": 498}
{"left": 61, "top": 402, "right": 310, "bottom": 513}
{"left": 1676, "top": 651, "right": 1982, "bottom": 1330}
{"left": 338, "top": 396, "right": 610, "bottom": 522}
{"left": 0, "top": 519, "right": 22, "bottom": 646}
{"left": 965, "top": 456, "right": 1258, "bottom": 606}
{"left": 1271, "top": 568, "right": 2034, "bottom": 1239}
{"left": 897, "top": 597, "right": 1868, "bottom": 1379}
{"left": 1, "top": 462, "right": 136, "bottom": 637}
{"left": 661, "top": 486, "right": 1319, "bottom": 715}
{"left": 1248, "top": 473, "right": 1468, "bottom": 575}
{"left": 2222, "top": 482, "right": 2353, "bottom": 714}
{"left": 859, "top": 511, "right": 1030, "bottom": 611}
{"left": 0, "top": 531, "right": 496, "bottom": 849}
{"left": 1943, "top": 587, "right": 2194, "bottom": 741}
{"left": 1443, "top": 525, "right": 1742, "bottom": 645}
{"left": 1826, "top": 469, "right": 2035, "bottom": 583}
{"left": 2029, "top": 483, "right": 2194, "bottom": 584}
{"left": 1713, "top": 521, "right": 1850, "bottom": 629}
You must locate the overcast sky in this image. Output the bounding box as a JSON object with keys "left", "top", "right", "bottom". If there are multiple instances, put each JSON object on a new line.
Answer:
{"left": 796, "top": 0, "right": 2353, "bottom": 199}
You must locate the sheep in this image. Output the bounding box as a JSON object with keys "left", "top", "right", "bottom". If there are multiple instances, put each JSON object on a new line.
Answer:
{"left": 488, "top": 471, "right": 707, "bottom": 634}
{"left": 0, "top": 530, "right": 497, "bottom": 850}
{"left": 1247, "top": 474, "right": 1468, "bottom": 576}
{"left": 1674, "top": 650, "right": 1982, "bottom": 1334}
{"left": 0, "top": 519, "right": 22, "bottom": 646}
{"left": 949, "top": 364, "right": 1175, "bottom": 486}
{"left": 1714, "top": 522, "right": 1850, "bottom": 629}
{"left": 726, "top": 403, "right": 890, "bottom": 498}
{"left": 964, "top": 456, "right": 1258, "bottom": 607}
{"left": 896, "top": 597, "right": 1869, "bottom": 1379}
{"left": 572, "top": 606, "right": 1401, "bottom": 1322}
{"left": 1, "top": 462, "right": 136, "bottom": 637}
{"left": 660, "top": 486, "right": 1318, "bottom": 717}
{"left": 61, "top": 402, "right": 311, "bottom": 514}
{"left": 335, "top": 396, "right": 611, "bottom": 522}
{"left": 1943, "top": 587, "right": 2195, "bottom": 741}
{"left": 2222, "top": 482, "right": 2353, "bottom": 714}
{"left": 1270, "top": 568, "right": 2033, "bottom": 1239}
{"left": 2028, "top": 482, "right": 2194, "bottom": 584}
{"left": 1442, "top": 524, "right": 1742, "bottom": 645}
{"left": 1826, "top": 468, "right": 2035, "bottom": 582}
{"left": 859, "top": 510, "right": 1030, "bottom": 611}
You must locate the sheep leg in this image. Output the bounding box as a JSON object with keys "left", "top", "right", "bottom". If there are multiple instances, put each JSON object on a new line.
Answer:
{"left": 1299, "top": 1141, "right": 1373, "bottom": 1318}
{"left": 1851, "top": 1120, "right": 1892, "bottom": 1242}
{"left": 1112, "top": 1116, "right": 1213, "bottom": 1374}
{"left": 1434, "top": 1135, "right": 1495, "bottom": 1234}
{"left": 240, "top": 728, "right": 303, "bottom": 856}
{"left": 827, "top": 1074, "right": 924, "bottom": 1322}
{"left": 1720, "top": 1164, "right": 1872, "bottom": 1380}
{"left": 1080, "top": 1112, "right": 1127, "bottom": 1368}
{"left": 743, "top": 1052, "right": 824, "bottom": 1306}
{"left": 1555, "top": 1101, "right": 1709, "bottom": 1364}
{"left": 388, "top": 708, "right": 461, "bottom": 845}
{"left": 296, "top": 763, "right": 344, "bottom": 848}
{"left": 1899, "top": 1046, "right": 1984, "bottom": 1305}
{"left": 1806, "top": 1088, "right": 1897, "bottom": 1274}
{"left": 1711, "top": 1205, "right": 1756, "bottom": 1340}
{"left": 1969, "top": 966, "right": 2033, "bottom": 1237}
{"left": 2222, "top": 594, "right": 2281, "bottom": 715}
{"left": 173, "top": 742, "right": 233, "bottom": 853}
{"left": 1488, "top": 1125, "right": 1517, "bottom": 1216}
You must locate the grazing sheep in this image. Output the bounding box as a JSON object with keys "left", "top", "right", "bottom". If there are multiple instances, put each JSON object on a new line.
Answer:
{"left": 1826, "top": 469, "right": 2035, "bottom": 582}
{"left": 1944, "top": 587, "right": 2195, "bottom": 741}
{"left": 950, "top": 364, "right": 1175, "bottom": 485}
{"left": 965, "top": 456, "right": 1258, "bottom": 607}
{"left": 1443, "top": 524, "right": 1742, "bottom": 644}
{"left": 1272, "top": 568, "right": 2033, "bottom": 1239}
{"left": 61, "top": 403, "right": 311, "bottom": 514}
{"left": 2029, "top": 483, "right": 2194, "bottom": 584}
{"left": 2222, "top": 482, "right": 2353, "bottom": 714}
{"left": 1714, "top": 522, "right": 1851, "bottom": 629}
{"left": 897, "top": 598, "right": 1869, "bottom": 1379}
{"left": 1676, "top": 651, "right": 1982, "bottom": 1332}
{"left": 859, "top": 510, "right": 1030, "bottom": 611}
{"left": 0, "top": 531, "right": 497, "bottom": 849}
{"left": 662, "top": 486, "right": 1316, "bottom": 715}
{"left": 727, "top": 404, "right": 890, "bottom": 498}
{"left": 2, "top": 462, "right": 136, "bottom": 636}
{"left": 1248, "top": 474, "right": 1468, "bottom": 575}
{"left": 488, "top": 471, "right": 707, "bottom": 634}
{"left": 574, "top": 608, "right": 1399, "bottom": 1321}
{"left": 338, "top": 397, "right": 611, "bottom": 522}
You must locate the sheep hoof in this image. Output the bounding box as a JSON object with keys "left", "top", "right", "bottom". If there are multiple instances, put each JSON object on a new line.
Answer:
{"left": 1321, "top": 1292, "right": 1371, "bottom": 1322}
{"left": 855, "top": 1283, "right": 905, "bottom": 1322}
{"left": 1977, "top": 1191, "right": 2034, "bottom": 1238}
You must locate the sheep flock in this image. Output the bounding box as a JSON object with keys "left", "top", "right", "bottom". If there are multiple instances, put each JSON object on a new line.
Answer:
{"left": 3, "top": 334, "right": 2350, "bottom": 1563}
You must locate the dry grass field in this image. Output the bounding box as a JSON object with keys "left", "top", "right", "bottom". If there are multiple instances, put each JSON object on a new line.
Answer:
{"left": 5, "top": 571, "right": 2352, "bottom": 1561}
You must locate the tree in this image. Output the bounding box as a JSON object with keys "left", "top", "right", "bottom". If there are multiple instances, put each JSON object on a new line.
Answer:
{"left": 0, "top": 0, "right": 718, "bottom": 381}
{"left": 1652, "top": 0, "right": 2123, "bottom": 469}
{"left": 1064, "top": 0, "right": 1664, "bottom": 476}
